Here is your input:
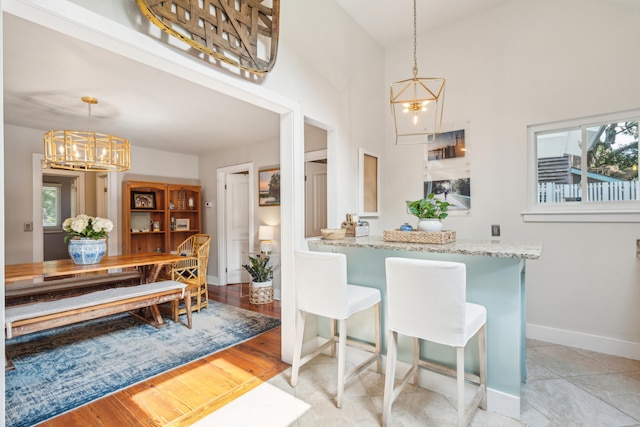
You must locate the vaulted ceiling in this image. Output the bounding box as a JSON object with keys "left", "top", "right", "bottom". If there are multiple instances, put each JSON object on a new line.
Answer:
{"left": 4, "top": 1, "right": 636, "bottom": 156}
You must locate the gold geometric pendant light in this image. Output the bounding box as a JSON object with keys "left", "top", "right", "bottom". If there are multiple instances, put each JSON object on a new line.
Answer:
{"left": 43, "top": 97, "right": 130, "bottom": 172}
{"left": 390, "top": 0, "right": 445, "bottom": 145}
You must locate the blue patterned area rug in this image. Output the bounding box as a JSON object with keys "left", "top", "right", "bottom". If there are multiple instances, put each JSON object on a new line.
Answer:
{"left": 5, "top": 300, "right": 281, "bottom": 427}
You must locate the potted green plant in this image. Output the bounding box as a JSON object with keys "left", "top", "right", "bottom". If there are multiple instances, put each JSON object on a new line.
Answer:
{"left": 406, "top": 193, "right": 452, "bottom": 232}
{"left": 242, "top": 255, "right": 274, "bottom": 287}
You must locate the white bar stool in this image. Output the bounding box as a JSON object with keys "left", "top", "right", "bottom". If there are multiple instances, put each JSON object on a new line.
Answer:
{"left": 383, "top": 258, "right": 487, "bottom": 427}
{"left": 291, "top": 251, "right": 382, "bottom": 408}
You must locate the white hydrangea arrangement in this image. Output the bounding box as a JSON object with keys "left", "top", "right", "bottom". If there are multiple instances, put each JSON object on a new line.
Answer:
{"left": 62, "top": 214, "right": 114, "bottom": 243}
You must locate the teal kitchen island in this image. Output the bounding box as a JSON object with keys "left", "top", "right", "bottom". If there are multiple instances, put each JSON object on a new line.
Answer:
{"left": 308, "top": 236, "right": 542, "bottom": 419}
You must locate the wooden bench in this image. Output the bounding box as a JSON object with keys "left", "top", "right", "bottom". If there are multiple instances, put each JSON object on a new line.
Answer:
{"left": 4, "top": 280, "right": 192, "bottom": 371}
{"left": 5, "top": 271, "right": 142, "bottom": 306}
{"left": 4, "top": 281, "right": 191, "bottom": 370}
{"left": 5, "top": 280, "right": 192, "bottom": 338}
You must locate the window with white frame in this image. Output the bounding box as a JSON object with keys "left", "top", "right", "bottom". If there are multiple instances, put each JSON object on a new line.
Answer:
{"left": 525, "top": 110, "right": 639, "bottom": 222}
{"left": 42, "top": 183, "right": 62, "bottom": 228}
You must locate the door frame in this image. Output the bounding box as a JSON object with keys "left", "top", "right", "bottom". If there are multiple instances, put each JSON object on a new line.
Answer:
{"left": 216, "top": 162, "right": 254, "bottom": 286}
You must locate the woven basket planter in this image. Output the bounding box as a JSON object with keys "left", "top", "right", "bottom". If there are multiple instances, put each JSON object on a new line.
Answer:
{"left": 250, "top": 282, "right": 274, "bottom": 304}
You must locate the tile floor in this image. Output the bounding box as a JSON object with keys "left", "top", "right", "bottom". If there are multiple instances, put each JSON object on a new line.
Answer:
{"left": 194, "top": 339, "right": 640, "bottom": 426}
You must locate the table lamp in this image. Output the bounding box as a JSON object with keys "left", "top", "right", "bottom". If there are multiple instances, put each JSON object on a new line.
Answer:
{"left": 259, "top": 225, "right": 274, "bottom": 255}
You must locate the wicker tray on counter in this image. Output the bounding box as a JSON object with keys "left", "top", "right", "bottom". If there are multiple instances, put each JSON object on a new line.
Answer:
{"left": 383, "top": 229, "right": 456, "bottom": 244}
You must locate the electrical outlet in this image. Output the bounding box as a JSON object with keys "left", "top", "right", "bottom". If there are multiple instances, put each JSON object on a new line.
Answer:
{"left": 491, "top": 224, "right": 501, "bottom": 237}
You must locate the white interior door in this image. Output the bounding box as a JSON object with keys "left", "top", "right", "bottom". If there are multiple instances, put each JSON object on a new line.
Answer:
{"left": 305, "top": 160, "right": 327, "bottom": 237}
{"left": 225, "top": 173, "right": 250, "bottom": 283}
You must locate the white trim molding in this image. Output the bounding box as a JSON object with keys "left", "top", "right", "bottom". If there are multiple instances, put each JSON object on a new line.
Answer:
{"left": 527, "top": 323, "right": 640, "bottom": 361}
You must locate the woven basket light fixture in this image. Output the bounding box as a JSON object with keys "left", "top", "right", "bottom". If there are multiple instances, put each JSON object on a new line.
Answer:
{"left": 43, "top": 97, "right": 130, "bottom": 172}
{"left": 136, "top": 0, "right": 280, "bottom": 75}
{"left": 390, "top": 0, "right": 446, "bottom": 145}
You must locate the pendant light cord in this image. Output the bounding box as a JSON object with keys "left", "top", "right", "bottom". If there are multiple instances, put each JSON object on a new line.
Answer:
{"left": 412, "top": 0, "right": 418, "bottom": 78}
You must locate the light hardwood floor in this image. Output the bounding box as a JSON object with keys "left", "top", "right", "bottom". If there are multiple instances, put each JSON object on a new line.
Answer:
{"left": 39, "top": 284, "right": 286, "bottom": 427}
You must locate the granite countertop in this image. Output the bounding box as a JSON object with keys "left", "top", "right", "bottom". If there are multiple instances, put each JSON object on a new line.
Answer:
{"left": 308, "top": 235, "right": 542, "bottom": 260}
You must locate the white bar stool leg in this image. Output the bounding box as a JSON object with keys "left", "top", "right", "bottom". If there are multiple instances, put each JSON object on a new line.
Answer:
{"left": 412, "top": 337, "right": 420, "bottom": 385}
{"left": 290, "top": 309, "right": 306, "bottom": 387}
{"left": 456, "top": 347, "right": 465, "bottom": 427}
{"left": 382, "top": 330, "right": 398, "bottom": 427}
{"left": 336, "top": 319, "right": 347, "bottom": 408}
{"left": 374, "top": 302, "right": 382, "bottom": 372}
{"left": 479, "top": 324, "right": 487, "bottom": 409}
{"left": 330, "top": 317, "right": 337, "bottom": 358}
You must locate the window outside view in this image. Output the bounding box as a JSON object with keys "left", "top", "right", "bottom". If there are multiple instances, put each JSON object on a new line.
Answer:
{"left": 42, "top": 185, "right": 61, "bottom": 227}
{"left": 536, "top": 120, "right": 638, "bottom": 204}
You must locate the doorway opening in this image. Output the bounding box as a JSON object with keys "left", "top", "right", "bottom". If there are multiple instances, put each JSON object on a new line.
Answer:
{"left": 42, "top": 174, "right": 81, "bottom": 260}
{"left": 304, "top": 122, "right": 328, "bottom": 238}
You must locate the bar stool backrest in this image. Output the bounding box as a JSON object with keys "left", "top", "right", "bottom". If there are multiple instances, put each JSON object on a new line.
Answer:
{"left": 385, "top": 257, "right": 467, "bottom": 347}
{"left": 295, "top": 251, "right": 350, "bottom": 319}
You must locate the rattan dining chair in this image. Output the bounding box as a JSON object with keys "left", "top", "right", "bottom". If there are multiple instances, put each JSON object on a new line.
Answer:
{"left": 170, "top": 234, "right": 211, "bottom": 322}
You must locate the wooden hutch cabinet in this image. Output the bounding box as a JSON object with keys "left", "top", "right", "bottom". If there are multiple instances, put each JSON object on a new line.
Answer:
{"left": 122, "top": 181, "right": 201, "bottom": 254}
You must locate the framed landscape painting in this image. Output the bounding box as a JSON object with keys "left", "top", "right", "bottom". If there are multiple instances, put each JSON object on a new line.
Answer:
{"left": 259, "top": 167, "right": 280, "bottom": 206}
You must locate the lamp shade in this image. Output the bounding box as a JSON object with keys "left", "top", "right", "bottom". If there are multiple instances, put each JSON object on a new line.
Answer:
{"left": 258, "top": 225, "right": 274, "bottom": 241}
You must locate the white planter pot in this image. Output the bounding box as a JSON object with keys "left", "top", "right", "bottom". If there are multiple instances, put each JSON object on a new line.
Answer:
{"left": 252, "top": 280, "right": 273, "bottom": 288}
{"left": 417, "top": 219, "right": 443, "bottom": 233}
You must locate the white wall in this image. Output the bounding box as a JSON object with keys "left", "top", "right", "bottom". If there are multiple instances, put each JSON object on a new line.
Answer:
{"left": 3, "top": 125, "right": 42, "bottom": 264}
{"left": 383, "top": 0, "right": 640, "bottom": 357}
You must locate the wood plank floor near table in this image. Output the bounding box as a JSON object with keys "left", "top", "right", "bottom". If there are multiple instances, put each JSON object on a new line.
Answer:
{"left": 38, "top": 283, "right": 286, "bottom": 427}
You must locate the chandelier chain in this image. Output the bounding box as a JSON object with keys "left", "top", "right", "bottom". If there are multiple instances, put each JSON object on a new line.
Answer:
{"left": 87, "top": 102, "right": 93, "bottom": 133}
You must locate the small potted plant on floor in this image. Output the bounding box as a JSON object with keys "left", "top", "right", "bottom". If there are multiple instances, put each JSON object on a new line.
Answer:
{"left": 406, "top": 193, "right": 452, "bottom": 232}
{"left": 242, "top": 255, "right": 274, "bottom": 304}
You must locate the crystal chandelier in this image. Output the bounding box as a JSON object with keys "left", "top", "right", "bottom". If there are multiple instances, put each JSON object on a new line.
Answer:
{"left": 390, "top": 0, "right": 446, "bottom": 145}
{"left": 44, "top": 97, "right": 130, "bottom": 172}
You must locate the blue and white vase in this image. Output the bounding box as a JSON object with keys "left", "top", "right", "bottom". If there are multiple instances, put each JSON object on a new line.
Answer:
{"left": 68, "top": 238, "right": 107, "bottom": 265}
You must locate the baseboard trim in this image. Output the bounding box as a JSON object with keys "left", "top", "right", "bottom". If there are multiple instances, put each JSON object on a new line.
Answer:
{"left": 527, "top": 323, "right": 640, "bottom": 361}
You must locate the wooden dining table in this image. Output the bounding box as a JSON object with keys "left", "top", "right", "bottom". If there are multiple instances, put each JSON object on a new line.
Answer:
{"left": 4, "top": 252, "right": 187, "bottom": 285}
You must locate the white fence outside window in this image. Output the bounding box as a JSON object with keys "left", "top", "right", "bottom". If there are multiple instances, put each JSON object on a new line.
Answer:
{"left": 537, "top": 181, "right": 638, "bottom": 203}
